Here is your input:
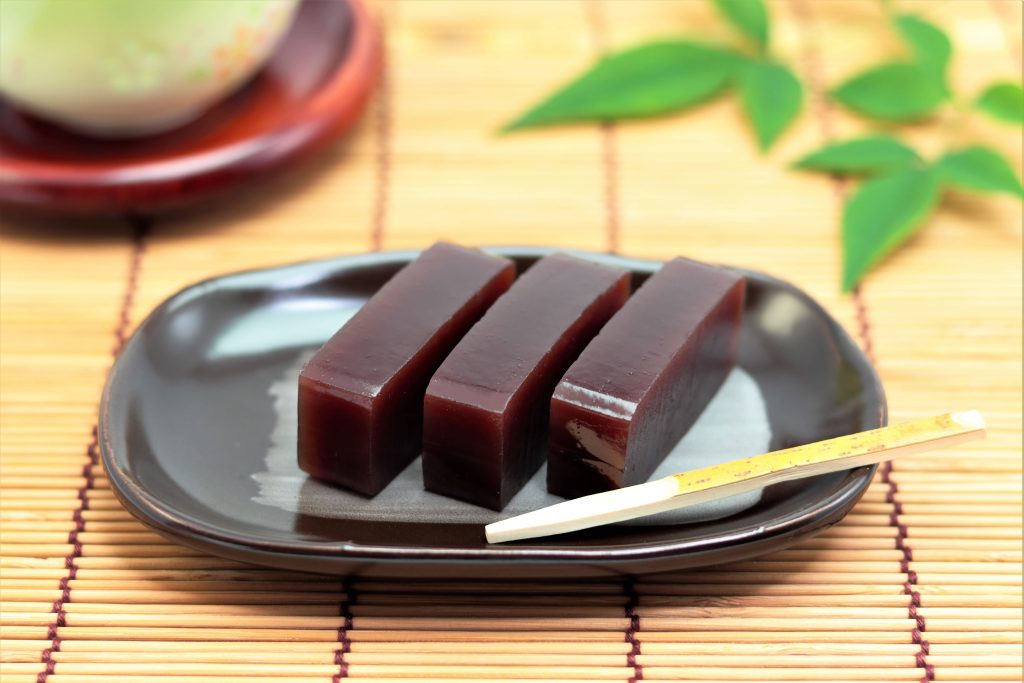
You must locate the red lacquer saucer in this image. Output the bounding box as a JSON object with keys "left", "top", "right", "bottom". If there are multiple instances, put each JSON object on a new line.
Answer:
{"left": 0, "top": 0, "right": 380, "bottom": 216}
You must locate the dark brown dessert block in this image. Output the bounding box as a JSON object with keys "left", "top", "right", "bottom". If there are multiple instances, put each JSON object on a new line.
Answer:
{"left": 547, "top": 257, "right": 746, "bottom": 499}
{"left": 422, "top": 254, "right": 630, "bottom": 510}
{"left": 298, "top": 243, "right": 515, "bottom": 496}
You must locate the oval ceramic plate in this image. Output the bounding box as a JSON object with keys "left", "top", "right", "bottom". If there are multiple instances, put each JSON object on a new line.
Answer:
{"left": 100, "top": 249, "right": 885, "bottom": 578}
{"left": 0, "top": 0, "right": 379, "bottom": 216}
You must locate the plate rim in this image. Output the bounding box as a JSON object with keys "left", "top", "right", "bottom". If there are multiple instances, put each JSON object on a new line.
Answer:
{"left": 99, "top": 247, "right": 886, "bottom": 567}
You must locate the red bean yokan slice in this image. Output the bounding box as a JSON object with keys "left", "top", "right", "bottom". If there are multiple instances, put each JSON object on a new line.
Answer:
{"left": 298, "top": 242, "right": 515, "bottom": 496}
{"left": 547, "top": 257, "right": 746, "bottom": 499}
{"left": 422, "top": 254, "right": 629, "bottom": 511}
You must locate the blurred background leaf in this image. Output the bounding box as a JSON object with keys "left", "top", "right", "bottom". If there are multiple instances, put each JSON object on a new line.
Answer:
{"left": 712, "top": 0, "right": 769, "bottom": 53}
{"left": 832, "top": 63, "right": 949, "bottom": 121}
{"left": 502, "top": 41, "right": 739, "bottom": 132}
{"left": 937, "top": 147, "right": 1024, "bottom": 198}
{"left": 793, "top": 136, "right": 922, "bottom": 176}
{"left": 842, "top": 168, "right": 941, "bottom": 292}
{"left": 504, "top": 0, "right": 800, "bottom": 151}
{"left": 832, "top": 10, "right": 952, "bottom": 122}
{"left": 894, "top": 14, "right": 951, "bottom": 80}
{"left": 738, "top": 60, "right": 802, "bottom": 151}
{"left": 975, "top": 82, "right": 1024, "bottom": 125}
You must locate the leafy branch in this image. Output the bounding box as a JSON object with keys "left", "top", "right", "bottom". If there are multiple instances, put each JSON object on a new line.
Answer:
{"left": 502, "top": 0, "right": 803, "bottom": 152}
{"left": 796, "top": 139, "right": 1022, "bottom": 290}
{"left": 501, "top": 0, "right": 1023, "bottom": 292}
{"left": 801, "top": 9, "right": 1024, "bottom": 291}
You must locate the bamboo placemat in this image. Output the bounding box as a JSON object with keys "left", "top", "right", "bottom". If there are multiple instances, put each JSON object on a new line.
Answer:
{"left": 1, "top": 1, "right": 1021, "bottom": 682}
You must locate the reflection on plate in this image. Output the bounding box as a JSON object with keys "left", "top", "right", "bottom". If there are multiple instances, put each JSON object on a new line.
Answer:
{"left": 100, "top": 248, "right": 885, "bottom": 578}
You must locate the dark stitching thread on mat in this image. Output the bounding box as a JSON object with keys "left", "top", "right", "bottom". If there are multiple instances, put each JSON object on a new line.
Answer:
{"left": 882, "top": 461, "right": 932, "bottom": 682}
{"left": 113, "top": 219, "right": 149, "bottom": 356}
{"left": 852, "top": 288, "right": 875, "bottom": 363}
{"left": 37, "top": 218, "right": 148, "bottom": 683}
{"left": 587, "top": 5, "right": 638, "bottom": 671}
{"left": 370, "top": 13, "right": 392, "bottom": 252}
{"left": 343, "top": 6, "right": 389, "bottom": 672}
{"left": 787, "top": 2, "right": 933, "bottom": 681}
{"left": 584, "top": 0, "right": 622, "bottom": 254}
{"left": 598, "top": 123, "right": 621, "bottom": 254}
{"left": 623, "top": 579, "right": 643, "bottom": 682}
{"left": 332, "top": 578, "right": 355, "bottom": 681}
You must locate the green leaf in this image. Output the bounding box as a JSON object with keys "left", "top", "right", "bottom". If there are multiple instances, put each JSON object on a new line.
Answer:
{"left": 793, "top": 135, "right": 922, "bottom": 175}
{"left": 936, "top": 146, "right": 1024, "bottom": 198}
{"left": 842, "top": 168, "right": 941, "bottom": 292}
{"left": 895, "top": 14, "right": 951, "bottom": 78}
{"left": 832, "top": 63, "right": 949, "bottom": 121}
{"left": 738, "top": 60, "right": 802, "bottom": 151}
{"left": 976, "top": 81, "right": 1024, "bottom": 125}
{"left": 712, "top": 0, "right": 769, "bottom": 53}
{"left": 502, "top": 41, "right": 740, "bottom": 132}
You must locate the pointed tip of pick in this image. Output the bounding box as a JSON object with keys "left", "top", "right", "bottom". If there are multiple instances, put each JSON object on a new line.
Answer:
{"left": 483, "top": 520, "right": 515, "bottom": 544}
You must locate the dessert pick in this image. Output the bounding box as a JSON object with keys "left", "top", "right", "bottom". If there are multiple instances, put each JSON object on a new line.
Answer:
{"left": 486, "top": 411, "right": 986, "bottom": 543}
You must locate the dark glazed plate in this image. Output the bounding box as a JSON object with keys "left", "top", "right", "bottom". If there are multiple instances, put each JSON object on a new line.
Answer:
{"left": 0, "top": 0, "right": 379, "bottom": 216}
{"left": 99, "top": 249, "right": 886, "bottom": 578}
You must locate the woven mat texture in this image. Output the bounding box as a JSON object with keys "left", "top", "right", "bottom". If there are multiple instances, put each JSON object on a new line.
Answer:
{"left": 1, "top": 1, "right": 1021, "bottom": 682}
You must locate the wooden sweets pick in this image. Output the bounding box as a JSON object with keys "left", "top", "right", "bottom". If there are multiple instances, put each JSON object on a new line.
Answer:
{"left": 485, "top": 410, "right": 986, "bottom": 544}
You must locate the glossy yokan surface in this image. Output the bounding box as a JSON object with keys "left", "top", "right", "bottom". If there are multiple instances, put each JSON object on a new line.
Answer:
{"left": 423, "top": 254, "right": 629, "bottom": 510}
{"left": 299, "top": 243, "right": 514, "bottom": 496}
{"left": 99, "top": 248, "right": 885, "bottom": 578}
{"left": 548, "top": 257, "right": 745, "bottom": 499}
{"left": 0, "top": 0, "right": 380, "bottom": 216}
